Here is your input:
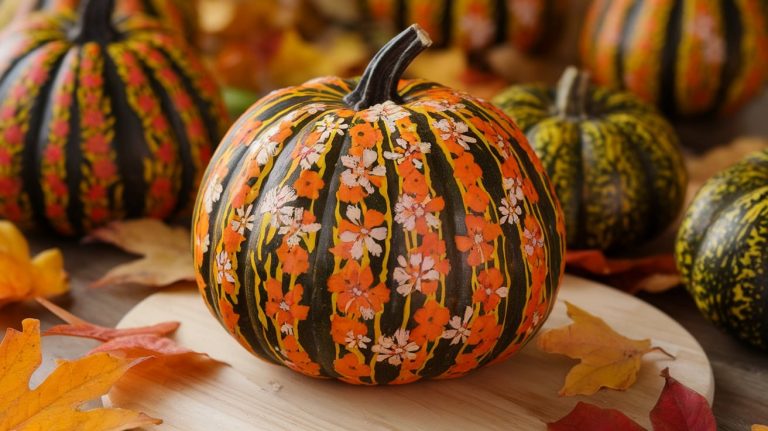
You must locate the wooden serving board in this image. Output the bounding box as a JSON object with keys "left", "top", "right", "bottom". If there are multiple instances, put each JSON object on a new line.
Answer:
{"left": 106, "top": 275, "right": 714, "bottom": 430}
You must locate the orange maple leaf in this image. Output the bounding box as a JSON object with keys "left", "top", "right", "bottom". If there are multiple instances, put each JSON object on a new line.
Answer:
{"left": 38, "top": 298, "right": 206, "bottom": 360}
{"left": 85, "top": 219, "right": 193, "bottom": 288}
{"left": 537, "top": 302, "right": 674, "bottom": 396}
{"left": 0, "top": 319, "right": 161, "bottom": 430}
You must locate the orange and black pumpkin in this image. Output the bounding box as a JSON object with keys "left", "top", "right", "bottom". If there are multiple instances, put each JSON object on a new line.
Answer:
{"left": 0, "top": 0, "right": 226, "bottom": 235}
{"left": 193, "top": 25, "right": 565, "bottom": 384}
{"left": 581, "top": 0, "right": 768, "bottom": 118}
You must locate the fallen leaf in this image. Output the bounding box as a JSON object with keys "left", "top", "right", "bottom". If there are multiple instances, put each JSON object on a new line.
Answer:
{"left": 38, "top": 298, "right": 204, "bottom": 360}
{"left": 650, "top": 368, "right": 716, "bottom": 431}
{"left": 547, "top": 402, "right": 645, "bottom": 431}
{"left": 537, "top": 302, "right": 674, "bottom": 396}
{"left": 0, "top": 221, "right": 68, "bottom": 307}
{"left": 753, "top": 425, "right": 768, "bottom": 431}
{"left": 0, "top": 319, "right": 161, "bottom": 430}
{"left": 85, "top": 219, "right": 193, "bottom": 288}
{"left": 565, "top": 250, "right": 681, "bottom": 294}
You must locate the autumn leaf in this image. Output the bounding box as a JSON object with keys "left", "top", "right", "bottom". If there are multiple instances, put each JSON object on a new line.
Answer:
{"left": 0, "top": 221, "right": 68, "bottom": 307}
{"left": 753, "top": 425, "right": 768, "bottom": 431}
{"left": 565, "top": 250, "right": 680, "bottom": 294}
{"left": 37, "top": 297, "right": 209, "bottom": 360}
{"left": 650, "top": 368, "right": 716, "bottom": 431}
{"left": 86, "top": 219, "right": 193, "bottom": 288}
{"left": 537, "top": 302, "right": 674, "bottom": 396}
{"left": 547, "top": 402, "right": 645, "bottom": 431}
{"left": 0, "top": 319, "right": 161, "bottom": 430}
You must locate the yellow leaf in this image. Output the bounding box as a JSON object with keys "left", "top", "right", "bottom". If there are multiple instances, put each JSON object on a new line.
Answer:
{"left": 0, "top": 319, "right": 161, "bottom": 431}
{"left": 537, "top": 302, "right": 674, "bottom": 396}
{"left": 753, "top": 425, "right": 768, "bottom": 431}
{"left": 87, "top": 219, "right": 193, "bottom": 288}
{"left": 0, "top": 221, "right": 68, "bottom": 307}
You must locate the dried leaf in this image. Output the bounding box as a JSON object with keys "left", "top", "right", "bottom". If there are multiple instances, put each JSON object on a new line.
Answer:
{"left": 537, "top": 302, "right": 674, "bottom": 396}
{"left": 0, "top": 221, "right": 68, "bottom": 307}
{"left": 547, "top": 402, "right": 646, "bottom": 431}
{"left": 650, "top": 368, "right": 716, "bottom": 431}
{"left": 565, "top": 250, "right": 680, "bottom": 294}
{"left": 86, "top": 219, "right": 193, "bottom": 288}
{"left": 0, "top": 319, "right": 161, "bottom": 430}
{"left": 753, "top": 425, "right": 768, "bottom": 431}
{"left": 38, "top": 298, "right": 202, "bottom": 360}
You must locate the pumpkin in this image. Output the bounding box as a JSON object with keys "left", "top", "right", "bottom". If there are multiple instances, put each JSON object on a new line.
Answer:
{"left": 580, "top": 0, "right": 768, "bottom": 118}
{"left": 193, "top": 25, "right": 566, "bottom": 384}
{"left": 0, "top": 0, "right": 198, "bottom": 39}
{"left": 492, "top": 67, "right": 688, "bottom": 251}
{"left": 0, "top": 0, "right": 227, "bottom": 235}
{"left": 676, "top": 149, "right": 768, "bottom": 349}
{"left": 309, "top": 0, "right": 564, "bottom": 55}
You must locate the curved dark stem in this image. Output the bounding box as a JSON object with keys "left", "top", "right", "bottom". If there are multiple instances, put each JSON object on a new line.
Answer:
{"left": 70, "top": 0, "right": 118, "bottom": 44}
{"left": 344, "top": 24, "right": 432, "bottom": 110}
{"left": 555, "top": 66, "right": 591, "bottom": 118}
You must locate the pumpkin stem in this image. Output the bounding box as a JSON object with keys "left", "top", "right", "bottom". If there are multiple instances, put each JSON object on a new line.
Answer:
{"left": 70, "top": 0, "right": 118, "bottom": 44}
{"left": 555, "top": 66, "right": 591, "bottom": 118}
{"left": 344, "top": 24, "right": 432, "bottom": 110}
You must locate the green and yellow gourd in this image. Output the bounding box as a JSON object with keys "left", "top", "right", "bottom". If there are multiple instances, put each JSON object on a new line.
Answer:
{"left": 580, "top": 0, "right": 768, "bottom": 118}
{"left": 493, "top": 67, "right": 688, "bottom": 251}
{"left": 676, "top": 150, "right": 768, "bottom": 349}
{"left": 0, "top": 0, "right": 227, "bottom": 235}
{"left": 193, "top": 25, "right": 566, "bottom": 384}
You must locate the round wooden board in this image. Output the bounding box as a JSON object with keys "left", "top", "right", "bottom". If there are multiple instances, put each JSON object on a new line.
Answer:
{"left": 106, "top": 275, "right": 714, "bottom": 430}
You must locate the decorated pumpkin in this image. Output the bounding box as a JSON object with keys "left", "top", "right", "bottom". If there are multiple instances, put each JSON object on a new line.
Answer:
{"left": 0, "top": 0, "right": 198, "bottom": 39}
{"left": 0, "top": 0, "right": 227, "bottom": 235}
{"left": 193, "top": 25, "right": 566, "bottom": 384}
{"left": 308, "top": 0, "right": 564, "bottom": 54}
{"left": 493, "top": 67, "right": 688, "bottom": 251}
{"left": 676, "top": 149, "right": 768, "bottom": 349}
{"left": 580, "top": 0, "right": 768, "bottom": 118}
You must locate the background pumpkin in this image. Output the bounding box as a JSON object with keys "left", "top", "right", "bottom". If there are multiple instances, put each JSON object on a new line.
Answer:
{"left": 193, "top": 25, "right": 565, "bottom": 384}
{"left": 580, "top": 0, "right": 768, "bottom": 118}
{"left": 493, "top": 67, "right": 688, "bottom": 251}
{"left": 676, "top": 149, "right": 768, "bottom": 349}
{"left": 0, "top": 0, "right": 227, "bottom": 236}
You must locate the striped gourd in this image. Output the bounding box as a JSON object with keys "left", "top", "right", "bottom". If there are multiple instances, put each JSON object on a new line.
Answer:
{"left": 580, "top": 0, "right": 768, "bottom": 118}
{"left": 493, "top": 67, "right": 688, "bottom": 251}
{"left": 193, "top": 25, "right": 566, "bottom": 384}
{"left": 0, "top": 0, "right": 226, "bottom": 235}
{"left": 311, "top": 0, "right": 563, "bottom": 54}
{"left": 676, "top": 149, "right": 768, "bottom": 349}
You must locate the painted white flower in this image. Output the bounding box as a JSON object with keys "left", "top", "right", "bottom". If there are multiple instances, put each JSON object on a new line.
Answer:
{"left": 301, "top": 102, "right": 327, "bottom": 115}
{"left": 460, "top": 12, "right": 494, "bottom": 49}
{"left": 231, "top": 204, "right": 256, "bottom": 234}
{"left": 339, "top": 205, "right": 387, "bottom": 259}
{"left": 295, "top": 141, "right": 326, "bottom": 170}
{"left": 203, "top": 174, "right": 223, "bottom": 214}
{"left": 383, "top": 137, "right": 431, "bottom": 169}
{"left": 413, "top": 99, "right": 466, "bottom": 113}
{"left": 372, "top": 328, "right": 420, "bottom": 366}
{"left": 197, "top": 233, "right": 210, "bottom": 254}
{"left": 345, "top": 330, "right": 372, "bottom": 350}
{"left": 393, "top": 253, "right": 440, "bottom": 296}
{"left": 509, "top": 0, "right": 540, "bottom": 27}
{"left": 280, "top": 323, "right": 294, "bottom": 335}
{"left": 361, "top": 100, "right": 410, "bottom": 129}
{"left": 524, "top": 226, "right": 544, "bottom": 256}
{"left": 315, "top": 115, "right": 349, "bottom": 141}
{"left": 394, "top": 194, "right": 441, "bottom": 232}
{"left": 216, "top": 250, "right": 235, "bottom": 284}
{"left": 433, "top": 118, "right": 477, "bottom": 151}
{"left": 499, "top": 178, "right": 525, "bottom": 225}
{"left": 278, "top": 207, "right": 322, "bottom": 246}
{"left": 259, "top": 185, "right": 297, "bottom": 228}
{"left": 691, "top": 15, "right": 725, "bottom": 64}
{"left": 340, "top": 149, "right": 386, "bottom": 194}
{"left": 442, "top": 306, "right": 473, "bottom": 345}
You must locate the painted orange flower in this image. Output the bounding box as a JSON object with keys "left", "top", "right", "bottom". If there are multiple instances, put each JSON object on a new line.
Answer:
{"left": 327, "top": 261, "right": 390, "bottom": 320}
{"left": 411, "top": 300, "right": 450, "bottom": 343}
{"left": 276, "top": 242, "right": 310, "bottom": 275}
{"left": 222, "top": 225, "right": 246, "bottom": 253}
{"left": 334, "top": 353, "right": 371, "bottom": 380}
{"left": 517, "top": 299, "right": 548, "bottom": 338}
{"left": 282, "top": 335, "right": 321, "bottom": 376}
{"left": 501, "top": 155, "right": 522, "bottom": 179}
{"left": 338, "top": 206, "right": 387, "bottom": 260}
{"left": 349, "top": 122, "right": 382, "bottom": 152}
{"left": 453, "top": 153, "right": 483, "bottom": 188}
{"left": 473, "top": 268, "right": 509, "bottom": 312}
{"left": 455, "top": 215, "right": 502, "bottom": 266}
{"left": 331, "top": 315, "right": 371, "bottom": 349}
{"left": 218, "top": 297, "right": 239, "bottom": 334}
{"left": 442, "top": 352, "right": 479, "bottom": 378}
{"left": 265, "top": 279, "right": 310, "bottom": 334}
{"left": 465, "top": 184, "right": 490, "bottom": 213}
{"left": 418, "top": 232, "right": 451, "bottom": 275}
{"left": 467, "top": 314, "right": 502, "bottom": 346}
{"left": 294, "top": 170, "right": 325, "bottom": 199}
{"left": 402, "top": 170, "right": 429, "bottom": 197}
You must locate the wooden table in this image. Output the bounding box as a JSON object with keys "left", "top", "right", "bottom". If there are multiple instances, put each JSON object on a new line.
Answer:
{"left": 2, "top": 93, "right": 768, "bottom": 430}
